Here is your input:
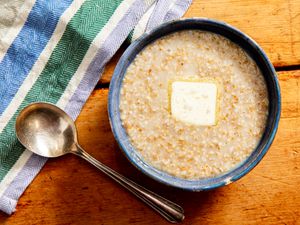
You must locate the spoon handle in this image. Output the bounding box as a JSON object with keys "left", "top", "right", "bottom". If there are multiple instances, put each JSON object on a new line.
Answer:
{"left": 73, "top": 145, "right": 184, "bottom": 223}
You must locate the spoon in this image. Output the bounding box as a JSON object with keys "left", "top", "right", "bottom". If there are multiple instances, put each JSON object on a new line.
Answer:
{"left": 15, "top": 102, "right": 184, "bottom": 223}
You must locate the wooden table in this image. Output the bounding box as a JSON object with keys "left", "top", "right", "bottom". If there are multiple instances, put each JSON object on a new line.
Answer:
{"left": 1, "top": 1, "right": 300, "bottom": 224}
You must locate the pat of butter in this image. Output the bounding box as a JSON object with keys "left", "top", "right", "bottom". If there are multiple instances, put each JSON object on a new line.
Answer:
{"left": 171, "top": 81, "right": 217, "bottom": 126}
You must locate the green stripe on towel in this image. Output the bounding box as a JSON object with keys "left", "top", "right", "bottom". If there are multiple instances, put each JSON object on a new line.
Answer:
{"left": 0, "top": 0, "right": 123, "bottom": 180}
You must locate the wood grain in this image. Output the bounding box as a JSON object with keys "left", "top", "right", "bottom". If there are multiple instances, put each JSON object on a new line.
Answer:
{"left": 184, "top": 0, "right": 300, "bottom": 67}
{"left": 1, "top": 70, "right": 299, "bottom": 225}
{"left": 1, "top": 1, "right": 300, "bottom": 224}
{"left": 100, "top": 0, "right": 300, "bottom": 84}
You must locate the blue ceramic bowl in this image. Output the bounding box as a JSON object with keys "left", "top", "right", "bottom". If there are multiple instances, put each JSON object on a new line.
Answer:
{"left": 108, "top": 18, "right": 281, "bottom": 191}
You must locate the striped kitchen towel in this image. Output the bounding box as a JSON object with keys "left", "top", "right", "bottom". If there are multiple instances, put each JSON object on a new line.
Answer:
{"left": 0, "top": 0, "right": 192, "bottom": 214}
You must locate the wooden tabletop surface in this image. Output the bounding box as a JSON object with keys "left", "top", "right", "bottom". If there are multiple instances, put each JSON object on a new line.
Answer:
{"left": 1, "top": 1, "right": 300, "bottom": 224}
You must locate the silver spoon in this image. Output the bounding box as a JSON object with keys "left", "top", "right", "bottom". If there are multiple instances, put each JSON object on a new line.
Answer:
{"left": 15, "top": 102, "right": 184, "bottom": 223}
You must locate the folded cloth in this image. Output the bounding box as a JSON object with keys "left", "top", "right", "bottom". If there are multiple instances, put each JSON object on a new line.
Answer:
{"left": 0, "top": 0, "right": 192, "bottom": 214}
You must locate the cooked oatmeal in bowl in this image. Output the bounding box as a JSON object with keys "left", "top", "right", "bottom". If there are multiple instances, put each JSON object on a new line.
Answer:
{"left": 108, "top": 19, "right": 281, "bottom": 190}
{"left": 120, "top": 30, "right": 269, "bottom": 179}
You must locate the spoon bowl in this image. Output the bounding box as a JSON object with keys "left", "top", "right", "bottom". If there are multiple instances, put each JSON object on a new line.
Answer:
{"left": 16, "top": 102, "right": 76, "bottom": 157}
{"left": 15, "top": 102, "right": 184, "bottom": 223}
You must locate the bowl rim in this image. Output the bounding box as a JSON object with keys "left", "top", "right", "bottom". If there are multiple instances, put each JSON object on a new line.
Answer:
{"left": 108, "top": 18, "right": 281, "bottom": 191}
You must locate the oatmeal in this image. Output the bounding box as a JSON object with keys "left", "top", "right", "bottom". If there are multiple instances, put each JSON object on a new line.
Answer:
{"left": 119, "top": 30, "right": 269, "bottom": 179}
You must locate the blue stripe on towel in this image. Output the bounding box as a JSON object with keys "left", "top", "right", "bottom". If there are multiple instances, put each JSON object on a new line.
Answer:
{"left": 0, "top": 0, "right": 72, "bottom": 114}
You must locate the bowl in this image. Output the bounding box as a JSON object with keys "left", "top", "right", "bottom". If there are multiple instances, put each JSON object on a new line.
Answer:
{"left": 108, "top": 18, "right": 281, "bottom": 191}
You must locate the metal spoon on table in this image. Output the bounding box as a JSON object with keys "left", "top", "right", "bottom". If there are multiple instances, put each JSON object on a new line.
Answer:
{"left": 15, "top": 102, "right": 184, "bottom": 223}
